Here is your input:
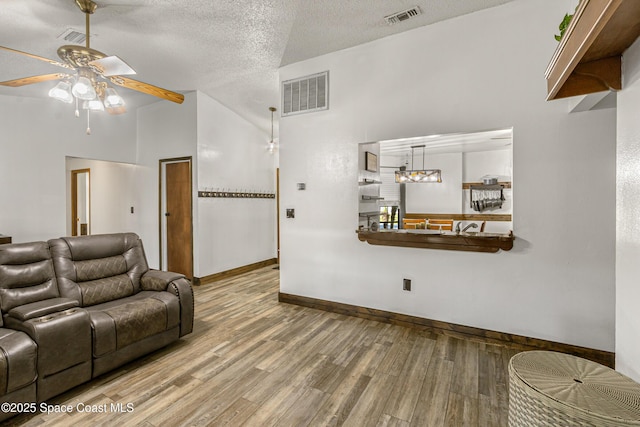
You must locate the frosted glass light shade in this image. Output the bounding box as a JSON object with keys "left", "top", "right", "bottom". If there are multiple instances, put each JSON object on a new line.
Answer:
{"left": 48, "top": 81, "right": 73, "bottom": 103}
{"left": 104, "top": 87, "right": 125, "bottom": 108}
{"left": 72, "top": 76, "right": 96, "bottom": 100}
{"left": 82, "top": 98, "right": 104, "bottom": 111}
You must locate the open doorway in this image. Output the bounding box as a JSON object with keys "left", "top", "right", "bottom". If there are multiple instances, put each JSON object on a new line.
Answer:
{"left": 71, "top": 168, "right": 90, "bottom": 236}
{"left": 66, "top": 157, "right": 139, "bottom": 237}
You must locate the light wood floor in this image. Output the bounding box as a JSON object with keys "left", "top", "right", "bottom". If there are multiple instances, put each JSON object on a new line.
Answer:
{"left": 7, "top": 266, "right": 519, "bottom": 427}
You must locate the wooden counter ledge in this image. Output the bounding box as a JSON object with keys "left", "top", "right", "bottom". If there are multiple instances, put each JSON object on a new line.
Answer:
{"left": 356, "top": 229, "right": 514, "bottom": 253}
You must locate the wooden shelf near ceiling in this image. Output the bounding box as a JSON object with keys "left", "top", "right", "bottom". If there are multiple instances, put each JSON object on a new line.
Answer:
{"left": 404, "top": 213, "right": 512, "bottom": 222}
{"left": 462, "top": 181, "right": 511, "bottom": 190}
{"left": 545, "top": 0, "right": 640, "bottom": 100}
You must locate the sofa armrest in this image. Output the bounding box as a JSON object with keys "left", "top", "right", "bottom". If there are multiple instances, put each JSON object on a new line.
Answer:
{"left": 141, "top": 270, "right": 185, "bottom": 292}
{"left": 167, "top": 277, "right": 194, "bottom": 337}
{"left": 7, "top": 298, "right": 79, "bottom": 321}
{"left": 0, "top": 328, "right": 37, "bottom": 395}
{"left": 141, "top": 270, "right": 193, "bottom": 337}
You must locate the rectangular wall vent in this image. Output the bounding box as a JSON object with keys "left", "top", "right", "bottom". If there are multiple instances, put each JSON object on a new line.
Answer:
{"left": 384, "top": 6, "right": 421, "bottom": 25}
{"left": 282, "top": 71, "right": 329, "bottom": 117}
{"left": 57, "top": 28, "right": 88, "bottom": 45}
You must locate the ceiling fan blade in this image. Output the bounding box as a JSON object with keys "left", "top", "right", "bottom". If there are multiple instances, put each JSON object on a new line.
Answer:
{"left": 90, "top": 55, "right": 136, "bottom": 77}
{"left": 0, "top": 46, "right": 73, "bottom": 70}
{"left": 0, "top": 73, "right": 71, "bottom": 87}
{"left": 108, "top": 76, "right": 184, "bottom": 104}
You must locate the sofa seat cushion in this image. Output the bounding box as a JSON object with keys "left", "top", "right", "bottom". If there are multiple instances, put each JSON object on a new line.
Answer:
{"left": 86, "top": 291, "right": 180, "bottom": 357}
{"left": 0, "top": 328, "right": 37, "bottom": 395}
{"left": 105, "top": 299, "right": 166, "bottom": 349}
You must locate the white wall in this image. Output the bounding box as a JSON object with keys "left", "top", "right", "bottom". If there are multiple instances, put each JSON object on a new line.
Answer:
{"left": 65, "top": 157, "right": 139, "bottom": 236}
{"left": 196, "top": 93, "right": 277, "bottom": 276}
{"left": 616, "top": 37, "right": 640, "bottom": 381}
{"left": 279, "top": 0, "right": 616, "bottom": 351}
{"left": 463, "top": 149, "right": 512, "bottom": 182}
{"left": 0, "top": 94, "right": 137, "bottom": 243}
{"left": 136, "top": 91, "right": 276, "bottom": 276}
{"left": 136, "top": 92, "right": 198, "bottom": 269}
{"left": 406, "top": 152, "right": 462, "bottom": 213}
{"left": 1, "top": 89, "right": 275, "bottom": 280}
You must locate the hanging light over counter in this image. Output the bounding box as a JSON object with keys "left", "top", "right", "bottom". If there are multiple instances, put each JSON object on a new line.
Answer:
{"left": 395, "top": 145, "right": 442, "bottom": 183}
{"left": 268, "top": 106, "right": 277, "bottom": 154}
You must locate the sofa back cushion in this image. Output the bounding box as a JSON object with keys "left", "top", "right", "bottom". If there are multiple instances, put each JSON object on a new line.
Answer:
{"left": 0, "top": 242, "right": 59, "bottom": 315}
{"left": 49, "top": 233, "right": 149, "bottom": 307}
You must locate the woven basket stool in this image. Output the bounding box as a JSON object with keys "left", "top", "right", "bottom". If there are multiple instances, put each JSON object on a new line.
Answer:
{"left": 508, "top": 351, "right": 640, "bottom": 427}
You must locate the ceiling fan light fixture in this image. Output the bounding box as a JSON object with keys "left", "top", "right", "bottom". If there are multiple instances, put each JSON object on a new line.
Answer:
{"left": 104, "top": 87, "right": 125, "bottom": 108}
{"left": 48, "top": 81, "right": 73, "bottom": 103}
{"left": 72, "top": 76, "right": 96, "bottom": 100}
{"left": 82, "top": 97, "right": 104, "bottom": 111}
{"left": 1, "top": 0, "right": 184, "bottom": 135}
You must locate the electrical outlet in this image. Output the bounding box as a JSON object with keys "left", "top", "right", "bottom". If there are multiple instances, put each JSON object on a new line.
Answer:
{"left": 403, "top": 278, "right": 411, "bottom": 291}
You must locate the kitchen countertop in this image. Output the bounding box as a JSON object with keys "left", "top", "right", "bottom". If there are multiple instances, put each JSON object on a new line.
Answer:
{"left": 356, "top": 229, "right": 514, "bottom": 252}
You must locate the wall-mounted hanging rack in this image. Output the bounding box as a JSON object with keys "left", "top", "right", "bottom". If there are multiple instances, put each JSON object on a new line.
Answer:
{"left": 198, "top": 190, "right": 275, "bottom": 199}
{"left": 470, "top": 184, "right": 504, "bottom": 212}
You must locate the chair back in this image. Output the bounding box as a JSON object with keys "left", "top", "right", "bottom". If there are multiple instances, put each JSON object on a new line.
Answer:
{"left": 49, "top": 233, "right": 149, "bottom": 307}
{"left": 0, "top": 242, "right": 60, "bottom": 316}
{"left": 427, "top": 219, "right": 454, "bottom": 231}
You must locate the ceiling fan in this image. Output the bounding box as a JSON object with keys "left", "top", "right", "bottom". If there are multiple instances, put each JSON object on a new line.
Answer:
{"left": 0, "top": 0, "right": 183, "bottom": 121}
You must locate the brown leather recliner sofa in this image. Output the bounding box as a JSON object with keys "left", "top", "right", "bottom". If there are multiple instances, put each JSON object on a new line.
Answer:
{"left": 0, "top": 233, "right": 193, "bottom": 421}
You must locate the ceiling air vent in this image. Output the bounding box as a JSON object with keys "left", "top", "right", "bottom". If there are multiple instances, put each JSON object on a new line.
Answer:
{"left": 282, "top": 71, "right": 329, "bottom": 117}
{"left": 384, "top": 6, "right": 421, "bottom": 25}
{"left": 57, "top": 28, "right": 88, "bottom": 45}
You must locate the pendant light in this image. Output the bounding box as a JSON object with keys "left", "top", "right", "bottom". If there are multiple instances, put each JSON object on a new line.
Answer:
{"left": 268, "top": 106, "right": 277, "bottom": 154}
{"left": 395, "top": 145, "right": 442, "bottom": 183}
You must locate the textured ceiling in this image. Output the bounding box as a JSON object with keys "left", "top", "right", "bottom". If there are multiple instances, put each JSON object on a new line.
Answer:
{"left": 0, "top": 0, "right": 515, "bottom": 136}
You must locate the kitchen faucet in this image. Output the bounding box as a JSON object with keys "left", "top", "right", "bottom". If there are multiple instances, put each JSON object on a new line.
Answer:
{"left": 463, "top": 223, "right": 478, "bottom": 232}
{"left": 456, "top": 222, "right": 478, "bottom": 233}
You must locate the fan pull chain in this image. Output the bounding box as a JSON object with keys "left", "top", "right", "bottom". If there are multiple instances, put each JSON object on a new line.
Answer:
{"left": 86, "top": 110, "right": 91, "bottom": 135}
{"left": 75, "top": 97, "right": 80, "bottom": 118}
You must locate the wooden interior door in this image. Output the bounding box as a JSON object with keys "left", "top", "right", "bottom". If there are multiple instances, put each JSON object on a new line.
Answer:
{"left": 71, "top": 168, "right": 90, "bottom": 236}
{"left": 165, "top": 161, "right": 193, "bottom": 277}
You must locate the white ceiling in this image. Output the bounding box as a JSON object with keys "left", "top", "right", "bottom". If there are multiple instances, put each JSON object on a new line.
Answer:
{"left": 0, "top": 0, "right": 515, "bottom": 136}
{"left": 379, "top": 128, "right": 513, "bottom": 156}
